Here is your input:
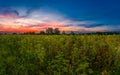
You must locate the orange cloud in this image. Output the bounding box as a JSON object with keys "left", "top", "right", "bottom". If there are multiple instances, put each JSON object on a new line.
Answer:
{"left": 0, "top": 24, "right": 39, "bottom": 33}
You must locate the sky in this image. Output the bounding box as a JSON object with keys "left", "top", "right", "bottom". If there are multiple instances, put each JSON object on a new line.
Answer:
{"left": 0, "top": 0, "right": 120, "bottom": 33}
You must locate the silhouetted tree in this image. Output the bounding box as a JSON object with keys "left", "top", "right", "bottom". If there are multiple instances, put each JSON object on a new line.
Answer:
{"left": 12, "top": 33, "right": 17, "bottom": 35}
{"left": 70, "top": 31, "right": 75, "bottom": 35}
{"left": 62, "top": 31, "right": 66, "bottom": 35}
{"left": 39, "top": 31, "right": 45, "bottom": 35}
{"left": 46, "top": 28, "right": 54, "bottom": 34}
{"left": 24, "top": 32, "right": 35, "bottom": 35}
{"left": 30, "top": 32, "right": 35, "bottom": 35}
{"left": 54, "top": 28, "right": 60, "bottom": 35}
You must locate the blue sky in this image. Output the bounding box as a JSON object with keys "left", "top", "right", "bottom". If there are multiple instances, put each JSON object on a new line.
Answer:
{"left": 0, "top": 0, "right": 120, "bottom": 32}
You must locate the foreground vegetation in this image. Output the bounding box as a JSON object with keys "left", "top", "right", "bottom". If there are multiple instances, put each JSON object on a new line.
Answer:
{"left": 0, "top": 35, "right": 120, "bottom": 75}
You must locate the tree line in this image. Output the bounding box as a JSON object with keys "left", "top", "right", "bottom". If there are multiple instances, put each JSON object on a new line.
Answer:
{"left": 22, "top": 28, "right": 76, "bottom": 35}
{"left": 0, "top": 27, "right": 120, "bottom": 35}
{"left": 23, "top": 28, "right": 62, "bottom": 35}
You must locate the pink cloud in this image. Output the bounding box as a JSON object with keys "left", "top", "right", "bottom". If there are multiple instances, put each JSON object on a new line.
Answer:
{"left": 0, "top": 14, "right": 19, "bottom": 19}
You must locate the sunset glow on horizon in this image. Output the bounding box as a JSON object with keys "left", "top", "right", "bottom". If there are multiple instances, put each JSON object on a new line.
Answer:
{"left": 0, "top": 0, "right": 120, "bottom": 33}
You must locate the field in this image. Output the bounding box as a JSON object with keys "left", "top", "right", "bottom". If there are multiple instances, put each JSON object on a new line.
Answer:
{"left": 0, "top": 35, "right": 120, "bottom": 75}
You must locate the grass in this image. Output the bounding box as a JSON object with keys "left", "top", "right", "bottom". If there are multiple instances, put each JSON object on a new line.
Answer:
{"left": 0, "top": 35, "right": 120, "bottom": 75}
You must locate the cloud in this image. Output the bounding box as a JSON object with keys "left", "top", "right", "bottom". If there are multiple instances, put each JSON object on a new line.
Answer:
{"left": 0, "top": 8, "right": 19, "bottom": 15}
{"left": 0, "top": 7, "right": 120, "bottom": 32}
